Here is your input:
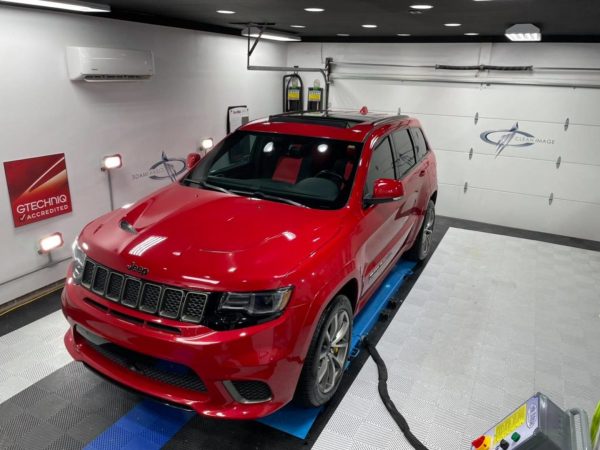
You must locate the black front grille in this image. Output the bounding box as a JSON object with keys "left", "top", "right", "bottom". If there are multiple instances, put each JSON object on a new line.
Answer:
{"left": 80, "top": 259, "right": 209, "bottom": 325}
{"left": 140, "top": 284, "right": 161, "bottom": 313}
{"left": 181, "top": 293, "right": 207, "bottom": 324}
{"left": 106, "top": 273, "right": 124, "bottom": 301}
{"left": 160, "top": 289, "right": 183, "bottom": 319}
{"left": 92, "top": 267, "right": 108, "bottom": 294}
{"left": 82, "top": 262, "right": 95, "bottom": 286}
{"left": 232, "top": 381, "right": 272, "bottom": 402}
{"left": 77, "top": 326, "right": 206, "bottom": 392}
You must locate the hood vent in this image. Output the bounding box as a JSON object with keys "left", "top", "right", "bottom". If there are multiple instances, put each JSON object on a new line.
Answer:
{"left": 120, "top": 219, "right": 137, "bottom": 234}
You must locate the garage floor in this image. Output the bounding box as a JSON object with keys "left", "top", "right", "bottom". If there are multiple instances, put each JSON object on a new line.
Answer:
{"left": 1, "top": 218, "right": 599, "bottom": 450}
{"left": 313, "top": 227, "right": 600, "bottom": 450}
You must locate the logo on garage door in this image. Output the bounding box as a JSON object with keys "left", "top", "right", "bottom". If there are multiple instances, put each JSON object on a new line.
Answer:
{"left": 480, "top": 122, "right": 555, "bottom": 158}
{"left": 480, "top": 122, "right": 535, "bottom": 157}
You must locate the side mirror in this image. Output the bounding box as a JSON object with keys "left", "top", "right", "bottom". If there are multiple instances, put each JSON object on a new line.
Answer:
{"left": 364, "top": 178, "right": 404, "bottom": 206}
{"left": 186, "top": 152, "right": 202, "bottom": 169}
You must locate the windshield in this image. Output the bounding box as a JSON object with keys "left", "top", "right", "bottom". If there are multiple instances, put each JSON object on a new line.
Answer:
{"left": 183, "top": 131, "right": 363, "bottom": 209}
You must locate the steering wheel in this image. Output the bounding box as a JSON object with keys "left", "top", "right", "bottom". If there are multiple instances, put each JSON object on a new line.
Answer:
{"left": 315, "top": 170, "right": 345, "bottom": 187}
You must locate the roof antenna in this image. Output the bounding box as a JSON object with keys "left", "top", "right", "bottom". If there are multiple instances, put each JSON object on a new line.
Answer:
{"left": 359, "top": 106, "right": 369, "bottom": 115}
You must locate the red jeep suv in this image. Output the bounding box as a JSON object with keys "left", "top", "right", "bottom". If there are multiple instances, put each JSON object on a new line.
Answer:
{"left": 62, "top": 111, "right": 437, "bottom": 419}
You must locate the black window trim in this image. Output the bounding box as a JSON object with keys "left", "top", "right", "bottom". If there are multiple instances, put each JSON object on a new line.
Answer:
{"left": 364, "top": 136, "right": 396, "bottom": 197}
{"left": 408, "top": 127, "right": 429, "bottom": 163}
{"left": 389, "top": 128, "right": 418, "bottom": 180}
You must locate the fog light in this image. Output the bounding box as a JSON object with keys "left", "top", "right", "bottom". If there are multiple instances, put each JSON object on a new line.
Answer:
{"left": 38, "top": 232, "right": 64, "bottom": 254}
{"left": 101, "top": 154, "right": 122, "bottom": 170}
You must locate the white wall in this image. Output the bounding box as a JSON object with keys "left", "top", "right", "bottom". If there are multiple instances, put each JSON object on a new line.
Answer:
{"left": 0, "top": 6, "right": 286, "bottom": 305}
{"left": 288, "top": 42, "right": 600, "bottom": 242}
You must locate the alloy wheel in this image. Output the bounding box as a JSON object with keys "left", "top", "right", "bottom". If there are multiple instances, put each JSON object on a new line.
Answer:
{"left": 421, "top": 204, "right": 435, "bottom": 257}
{"left": 317, "top": 309, "right": 350, "bottom": 394}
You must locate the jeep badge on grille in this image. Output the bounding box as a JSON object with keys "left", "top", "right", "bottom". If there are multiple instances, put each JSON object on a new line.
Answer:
{"left": 127, "top": 262, "right": 149, "bottom": 276}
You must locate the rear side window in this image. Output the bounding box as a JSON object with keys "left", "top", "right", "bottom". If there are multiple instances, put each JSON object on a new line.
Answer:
{"left": 410, "top": 128, "right": 428, "bottom": 161}
{"left": 391, "top": 130, "right": 416, "bottom": 178}
{"left": 365, "top": 137, "right": 395, "bottom": 195}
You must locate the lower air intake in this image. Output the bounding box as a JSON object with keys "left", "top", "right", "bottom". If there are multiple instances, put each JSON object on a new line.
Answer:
{"left": 231, "top": 380, "right": 272, "bottom": 402}
{"left": 77, "top": 326, "right": 206, "bottom": 392}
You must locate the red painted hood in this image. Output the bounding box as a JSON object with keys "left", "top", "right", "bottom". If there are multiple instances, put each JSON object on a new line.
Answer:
{"left": 80, "top": 184, "right": 344, "bottom": 291}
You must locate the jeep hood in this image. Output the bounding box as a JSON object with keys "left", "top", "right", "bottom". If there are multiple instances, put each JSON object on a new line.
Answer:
{"left": 79, "top": 184, "right": 344, "bottom": 290}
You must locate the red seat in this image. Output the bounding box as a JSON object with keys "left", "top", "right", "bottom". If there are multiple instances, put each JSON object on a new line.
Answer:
{"left": 272, "top": 156, "right": 303, "bottom": 184}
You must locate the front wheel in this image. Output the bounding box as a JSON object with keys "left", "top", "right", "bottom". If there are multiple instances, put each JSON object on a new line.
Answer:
{"left": 295, "top": 295, "right": 353, "bottom": 407}
{"left": 406, "top": 200, "right": 435, "bottom": 261}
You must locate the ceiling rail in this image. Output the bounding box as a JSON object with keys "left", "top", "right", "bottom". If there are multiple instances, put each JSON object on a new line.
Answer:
{"left": 330, "top": 73, "right": 600, "bottom": 89}
{"left": 332, "top": 60, "right": 600, "bottom": 73}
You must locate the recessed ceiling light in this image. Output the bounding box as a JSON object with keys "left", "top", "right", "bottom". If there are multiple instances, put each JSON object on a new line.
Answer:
{"left": 216, "top": 9, "right": 235, "bottom": 14}
{"left": 304, "top": 7, "right": 324, "bottom": 12}
{"left": 410, "top": 4, "right": 433, "bottom": 9}
{"left": 0, "top": 0, "right": 110, "bottom": 12}
{"left": 505, "top": 23, "right": 541, "bottom": 41}
{"left": 444, "top": 23, "right": 462, "bottom": 27}
{"left": 397, "top": 33, "right": 411, "bottom": 36}
{"left": 362, "top": 24, "right": 378, "bottom": 28}
{"left": 337, "top": 33, "right": 350, "bottom": 37}
{"left": 464, "top": 32, "right": 479, "bottom": 36}
{"left": 290, "top": 25, "right": 306, "bottom": 28}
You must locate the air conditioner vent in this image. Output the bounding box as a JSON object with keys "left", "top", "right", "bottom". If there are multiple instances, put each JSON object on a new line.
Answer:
{"left": 67, "top": 47, "right": 154, "bottom": 82}
{"left": 83, "top": 74, "right": 152, "bottom": 82}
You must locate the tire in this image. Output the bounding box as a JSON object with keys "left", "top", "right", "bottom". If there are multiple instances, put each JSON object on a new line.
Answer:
{"left": 295, "top": 295, "right": 353, "bottom": 407}
{"left": 406, "top": 200, "right": 435, "bottom": 261}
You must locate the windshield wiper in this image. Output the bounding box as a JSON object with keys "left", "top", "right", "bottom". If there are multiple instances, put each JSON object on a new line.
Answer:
{"left": 183, "top": 178, "right": 233, "bottom": 195}
{"left": 232, "top": 190, "right": 307, "bottom": 208}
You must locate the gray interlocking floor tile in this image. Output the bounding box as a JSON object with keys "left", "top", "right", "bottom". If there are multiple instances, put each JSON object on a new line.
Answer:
{"left": 315, "top": 228, "right": 600, "bottom": 450}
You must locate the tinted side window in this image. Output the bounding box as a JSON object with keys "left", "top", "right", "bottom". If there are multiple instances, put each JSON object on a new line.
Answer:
{"left": 391, "top": 130, "right": 416, "bottom": 178}
{"left": 365, "top": 137, "right": 395, "bottom": 196}
{"left": 410, "top": 128, "right": 428, "bottom": 161}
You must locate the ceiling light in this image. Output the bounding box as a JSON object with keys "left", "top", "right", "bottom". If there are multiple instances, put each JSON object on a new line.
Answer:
{"left": 505, "top": 23, "right": 541, "bottom": 41}
{"left": 337, "top": 33, "right": 350, "bottom": 37}
{"left": 290, "top": 25, "right": 306, "bottom": 28}
{"left": 444, "top": 23, "right": 462, "bottom": 27}
{"left": 0, "top": 0, "right": 110, "bottom": 12}
{"left": 410, "top": 4, "right": 433, "bottom": 9}
{"left": 216, "top": 9, "right": 235, "bottom": 14}
{"left": 38, "top": 232, "right": 64, "bottom": 254}
{"left": 465, "top": 32, "right": 479, "bottom": 36}
{"left": 304, "top": 7, "right": 324, "bottom": 12}
{"left": 242, "top": 27, "right": 301, "bottom": 42}
{"left": 362, "top": 24, "right": 378, "bottom": 28}
{"left": 397, "top": 33, "right": 411, "bottom": 36}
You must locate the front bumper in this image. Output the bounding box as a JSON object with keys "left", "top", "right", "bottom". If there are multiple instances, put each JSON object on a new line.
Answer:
{"left": 61, "top": 278, "right": 309, "bottom": 419}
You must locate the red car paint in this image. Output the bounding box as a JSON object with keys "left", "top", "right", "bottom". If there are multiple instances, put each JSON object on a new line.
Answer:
{"left": 62, "top": 113, "right": 437, "bottom": 419}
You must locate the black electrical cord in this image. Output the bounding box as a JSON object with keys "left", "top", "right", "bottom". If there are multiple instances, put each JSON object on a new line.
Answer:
{"left": 363, "top": 337, "right": 430, "bottom": 450}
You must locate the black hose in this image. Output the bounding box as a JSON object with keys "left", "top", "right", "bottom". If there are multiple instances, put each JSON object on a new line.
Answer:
{"left": 363, "top": 337, "right": 430, "bottom": 450}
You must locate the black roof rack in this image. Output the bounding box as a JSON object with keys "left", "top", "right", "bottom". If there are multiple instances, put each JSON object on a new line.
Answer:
{"left": 267, "top": 110, "right": 409, "bottom": 129}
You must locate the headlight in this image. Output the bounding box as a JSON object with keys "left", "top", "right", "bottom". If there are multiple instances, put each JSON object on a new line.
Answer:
{"left": 72, "top": 240, "right": 86, "bottom": 284}
{"left": 219, "top": 287, "right": 293, "bottom": 316}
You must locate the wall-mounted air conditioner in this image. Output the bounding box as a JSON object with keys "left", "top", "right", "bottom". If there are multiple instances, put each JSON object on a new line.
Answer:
{"left": 66, "top": 47, "right": 154, "bottom": 82}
